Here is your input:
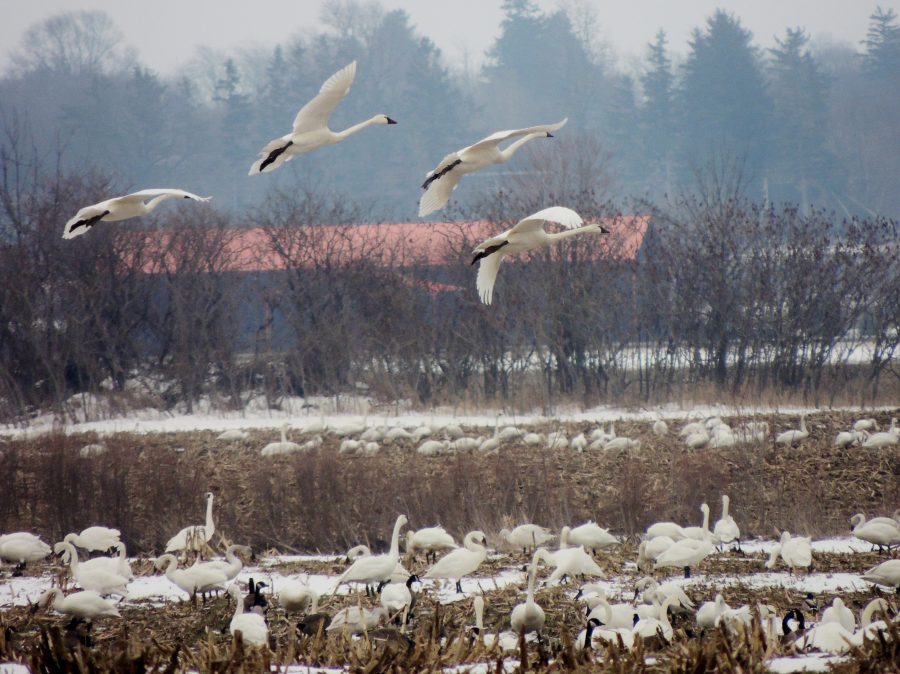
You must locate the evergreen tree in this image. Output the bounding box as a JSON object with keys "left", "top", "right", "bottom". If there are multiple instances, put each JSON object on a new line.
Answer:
{"left": 639, "top": 30, "right": 675, "bottom": 195}
{"left": 768, "top": 28, "right": 841, "bottom": 208}
{"left": 861, "top": 6, "right": 900, "bottom": 84}
{"left": 676, "top": 10, "right": 771, "bottom": 194}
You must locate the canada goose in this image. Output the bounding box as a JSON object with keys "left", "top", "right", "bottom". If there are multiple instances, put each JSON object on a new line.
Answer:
{"left": 327, "top": 606, "right": 389, "bottom": 634}
{"left": 297, "top": 611, "right": 332, "bottom": 637}
{"left": 860, "top": 558, "right": 900, "bottom": 590}
{"left": 261, "top": 424, "right": 303, "bottom": 456}
{"left": 510, "top": 552, "right": 545, "bottom": 635}
{"left": 227, "top": 583, "right": 268, "bottom": 647}
{"left": 243, "top": 578, "right": 269, "bottom": 615}
{"left": 567, "top": 521, "right": 618, "bottom": 553}
{"left": 418, "top": 119, "right": 567, "bottom": 217}
{"left": 765, "top": 531, "right": 812, "bottom": 574}
{"left": 499, "top": 524, "right": 554, "bottom": 554}
{"left": 775, "top": 415, "right": 809, "bottom": 445}
{"left": 653, "top": 538, "right": 713, "bottom": 578}
{"left": 249, "top": 61, "right": 395, "bottom": 175}
{"left": 38, "top": 588, "right": 120, "bottom": 622}
{"left": 62, "top": 189, "right": 210, "bottom": 239}
{"left": 57, "top": 542, "right": 128, "bottom": 596}
{"left": 472, "top": 206, "right": 609, "bottom": 305}
{"left": 334, "top": 514, "right": 407, "bottom": 593}
{"left": 63, "top": 527, "right": 121, "bottom": 553}
{"left": 575, "top": 617, "right": 604, "bottom": 651}
{"left": 712, "top": 495, "right": 741, "bottom": 551}
{"left": 0, "top": 532, "right": 51, "bottom": 572}
{"left": 471, "top": 595, "right": 519, "bottom": 653}
{"left": 406, "top": 526, "right": 457, "bottom": 563}
{"left": 154, "top": 553, "right": 229, "bottom": 598}
{"left": 849, "top": 513, "right": 900, "bottom": 551}
{"left": 423, "top": 530, "right": 488, "bottom": 593}
{"left": 165, "top": 492, "right": 215, "bottom": 556}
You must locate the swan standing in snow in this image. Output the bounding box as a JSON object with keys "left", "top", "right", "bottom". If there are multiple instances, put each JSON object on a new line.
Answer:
{"left": 334, "top": 514, "right": 407, "bottom": 594}
{"left": 64, "top": 527, "right": 121, "bottom": 553}
{"left": 227, "top": 583, "right": 269, "bottom": 647}
{"left": 154, "top": 553, "right": 229, "bottom": 598}
{"left": 861, "top": 558, "right": 900, "bottom": 590}
{"left": 406, "top": 526, "right": 457, "bottom": 563}
{"left": 633, "top": 577, "right": 694, "bottom": 610}
{"left": 566, "top": 521, "right": 618, "bottom": 553}
{"left": 765, "top": 531, "right": 812, "bottom": 574}
{"left": 63, "top": 189, "right": 210, "bottom": 239}
{"left": 535, "top": 537, "right": 603, "bottom": 584}
{"left": 0, "top": 532, "right": 51, "bottom": 572}
{"left": 249, "top": 61, "right": 395, "bottom": 175}
{"left": 56, "top": 541, "right": 133, "bottom": 581}
{"left": 194, "top": 544, "right": 252, "bottom": 581}
{"left": 166, "top": 491, "right": 215, "bottom": 557}
{"left": 499, "top": 523, "right": 554, "bottom": 554}
{"left": 423, "top": 530, "right": 488, "bottom": 594}
{"left": 775, "top": 415, "right": 809, "bottom": 445}
{"left": 57, "top": 541, "right": 128, "bottom": 596}
{"left": 510, "top": 552, "right": 545, "bottom": 636}
{"left": 39, "top": 588, "right": 121, "bottom": 622}
{"left": 712, "top": 495, "right": 741, "bottom": 551}
{"left": 418, "top": 119, "right": 567, "bottom": 217}
{"left": 849, "top": 513, "right": 900, "bottom": 551}
{"left": 653, "top": 538, "right": 713, "bottom": 578}
{"left": 471, "top": 206, "right": 610, "bottom": 305}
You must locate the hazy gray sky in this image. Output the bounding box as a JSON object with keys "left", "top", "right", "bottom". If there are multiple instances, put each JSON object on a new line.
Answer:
{"left": 1, "top": 0, "right": 897, "bottom": 75}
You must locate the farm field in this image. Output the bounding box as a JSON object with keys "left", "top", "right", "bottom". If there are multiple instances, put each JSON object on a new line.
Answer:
{"left": 1, "top": 406, "right": 898, "bottom": 672}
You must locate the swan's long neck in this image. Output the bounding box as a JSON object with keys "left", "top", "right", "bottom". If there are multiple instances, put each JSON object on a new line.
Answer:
{"left": 388, "top": 516, "right": 405, "bottom": 559}
{"left": 597, "top": 598, "right": 613, "bottom": 625}
{"left": 560, "top": 527, "right": 570, "bottom": 550}
{"left": 659, "top": 595, "right": 675, "bottom": 629}
{"left": 498, "top": 132, "right": 544, "bottom": 163}
{"left": 64, "top": 543, "right": 79, "bottom": 573}
{"left": 475, "top": 597, "right": 485, "bottom": 631}
{"left": 701, "top": 505, "right": 710, "bottom": 532}
{"left": 144, "top": 194, "right": 173, "bottom": 214}
{"left": 281, "top": 425, "right": 288, "bottom": 443}
{"left": 799, "top": 416, "right": 807, "bottom": 432}
{"left": 310, "top": 591, "right": 320, "bottom": 614}
{"left": 335, "top": 116, "right": 383, "bottom": 141}
{"left": 526, "top": 555, "right": 539, "bottom": 602}
{"left": 231, "top": 587, "right": 243, "bottom": 620}
{"left": 722, "top": 496, "right": 730, "bottom": 519}
{"left": 205, "top": 495, "right": 215, "bottom": 536}
{"left": 765, "top": 545, "right": 780, "bottom": 568}
{"left": 547, "top": 223, "right": 602, "bottom": 244}
{"left": 860, "top": 598, "right": 888, "bottom": 627}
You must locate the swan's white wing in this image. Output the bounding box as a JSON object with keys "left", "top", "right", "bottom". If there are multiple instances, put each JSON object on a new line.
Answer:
{"left": 476, "top": 251, "right": 505, "bottom": 305}
{"left": 419, "top": 168, "right": 463, "bottom": 217}
{"left": 63, "top": 201, "right": 111, "bottom": 239}
{"left": 122, "top": 189, "right": 211, "bottom": 203}
{"left": 465, "top": 118, "right": 568, "bottom": 153}
{"left": 511, "top": 206, "right": 583, "bottom": 235}
{"left": 292, "top": 61, "right": 357, "bottom": 133}
{"left": 422, "top": 150, "right": 462, "bottom": 184}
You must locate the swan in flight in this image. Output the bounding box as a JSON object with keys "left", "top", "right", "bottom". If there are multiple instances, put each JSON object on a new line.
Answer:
{"left": 62, "top": 189, "right": 210, "bottom": 239}
{"left": 249, "top": 61, "right": 395, "bottom": 175}
{"left": 418, "top": 119, "right": 567, "bottom": 217}
{"left": 471, "top": 206, "right": 609, "bottom": 305}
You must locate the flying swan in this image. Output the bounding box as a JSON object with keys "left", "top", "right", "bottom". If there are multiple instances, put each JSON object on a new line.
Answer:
{"left": 471, "top": 206, "right": 609, "bottom": 305}
{"left": 63, "top": 189, "right": 210, "bottom": 239}
{"left": 418, "top": 119, "right": 567, "bottom": 217}
{"left": 249, "top": 61, "right": 396, "bottom": 175}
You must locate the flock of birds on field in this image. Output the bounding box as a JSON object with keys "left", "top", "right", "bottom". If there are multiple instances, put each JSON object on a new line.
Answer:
{"left": 60, "top": 60, "right": 608, "bottom": 306}
{"left": 2, "top": 413, "right": 899, "bottom": 662}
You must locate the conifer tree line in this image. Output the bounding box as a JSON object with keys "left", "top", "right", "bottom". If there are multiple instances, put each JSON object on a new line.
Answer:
{"left": 0, "top": 1, "right": 897, "bottom": 419}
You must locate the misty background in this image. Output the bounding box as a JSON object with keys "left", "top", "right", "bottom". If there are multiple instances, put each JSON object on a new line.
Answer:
{"left": 1, "top": 0, "right": 898, "bottom": 219}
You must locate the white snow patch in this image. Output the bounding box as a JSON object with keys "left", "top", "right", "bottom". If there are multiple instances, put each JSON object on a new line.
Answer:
{"left": 0, "top": 665, "right": 30, "bottom": 674}
{"left": 767, "top": 654, "right": 848, "bottom": 672}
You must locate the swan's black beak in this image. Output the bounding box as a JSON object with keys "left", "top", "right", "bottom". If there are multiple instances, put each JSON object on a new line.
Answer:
{"left": 546, "top": 133, "right": 554, "bottom": 138}
{"left": 386, "top": 117, "right": 397, "bottom": 125}
{"left": 574, "top": 589, "right": 583, "bottom": 600}
{"left": 600, "top": 226, "right": 611, "bottom": 234}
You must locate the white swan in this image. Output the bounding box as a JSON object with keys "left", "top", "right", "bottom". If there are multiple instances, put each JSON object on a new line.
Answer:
{"left": 165, "top": 491, "right": 215, "bottom": 555}
{"left": 227, "top": 583, "right": 268, "bottom": 647}
{"left": 418, "top": 119, "right": 567, "bottom": 217}
{"left": 384, "top": 427, "right": 414, "bottom": 444}
{"left": 632, "top": 594, "right": 677, "bottom": 642}
{"left": 604, "top": 437, "right": 642, "bottom": 452}
{"left": 58, "top": 541, "right": 128, "bottom": 596}
{"left": 0, "top": 532, "right": 51, "bottom": 569}
{"left": 194, "top": 544, "right": 252, "bottom": 581}
{"left": 39, "top": 588, "right": 120, "bottom": 621}
{"left": 471, "top": 207, "right": 609, "bottom": 305}
{"left": 712, "top": 495, "right": 741, "bottom": 549}
{"left": 406, "top": 526, "right": 457, "bottom": 563}
{"left": 380, "top": 574, "right": 418, "bottom": 619}
{"left": 653, "top": 538, "right": 713, "bottom": 578}
{"left": 472, "top": 595, "right": 519, "bottom": 653}
{"left": 510, "top": 552, "right": 545, "bottom": 635}
{"left": 417, "top": 439, "right": 449, "bottom": 455}
{"left": 423, "top": 530, "right": 488, "bottom": 593}
{"left": 63, "top": 189, "right": 210, "bottom": 239}
{"left": 535, "top": 537, "right": 603, "bottom": 584}
{"left": 261, "top": 424, "right": 303, "bottom": 456}
{"left": 636, "top": 537, "right": 675, "bottom": 572}
{"left": 634, "top": 577, "right": 694, "bottom": 609}
{"left": 765, "top": 531, "right": 812, "bottom": 574}
{"left": 249, "top": 61, "right": 395, "bottom": 174}
{"left": 584, "top": 592, "right": 638, "bottom": 630}
{"left": 499, "top": 523, "right": 554, "bottom": 553}
{"left": 682, "top": 503, "right": 716, "bottom": 542}
{"left": 652, "top": 419, "right": 668, "bottom": 436}
{"left": 696, "top": 594, "right": 729, "bottom": 629}
{"left": 849, "top": 513, "right": 900, "bottom": 550}
{"left": 862, "top": 418, "right": 898, "bottom": 448}
{"left": 569, "top": 433, "right": 588, "bottom": 452}
{"left": 861, "top": 558, "right": 900, "bottom": 590}
{"left": 567, "top": 521, "right": 618, "bottom": 553}
{"left": 821, "top": 597, "right": 855, "bottom": 631}
{"left": 849, "top": 598, "right": 895, "bottom": 645}
{"left": 327, "top": 606, "right": 389, "bottom": 634}
{"left": 217, "top": 429, "right": 250, "bottom": 442}
{"left": 853, "top": 418, "right": 878, "bottom": 432}
{"left": 645, "top": 521, "right": 686, "bottom": 541}
{"left": 834, "top": 429, "right": 866, "bottom": 448}
{"left": 154, "top": 553, "right": 229, "bottom": 597}
{"left": 277, "top": 581, "right": 318, "bottom": 613}
{"left": 64, "top": 526, "right": 121, "bottom": 553}
{"left": 335, "top": 514, "right": 407, "bottom": 592}
{"left": 775, "top": 415, "right": 809, "bottom": 445}
{"left": 56, "top": 541, "right": 133, "bottom": 581}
